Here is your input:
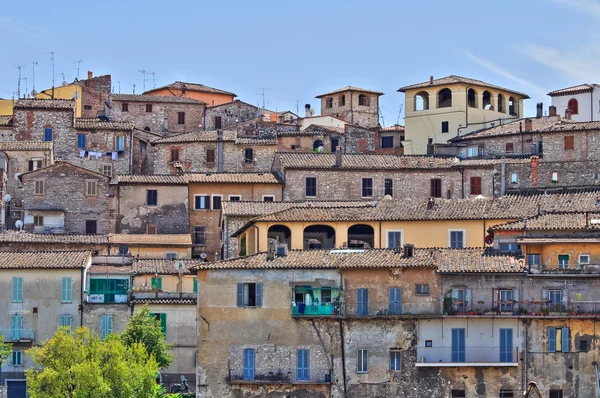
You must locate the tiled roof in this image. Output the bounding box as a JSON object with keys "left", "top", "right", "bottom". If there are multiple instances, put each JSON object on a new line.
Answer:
{"left": 547, "top": 84, "right": 599, "bottom": 97}
{"left": 457, "top": 158, "right": 531, "bottom": 167}
{"left": 542, "top": 119, "right": 600, "bottom": 132}
{"left": 492, "top": 212, "right": 600, "bottom": 231}
{"left": 517, "top": 237, "right": 600, "bottom": 244}
{"left": 109, "top": 234, "right": 192, "bottom": 246}
{"left": 19, "top": 161, "right": 109, "bottom": 180}
{"left": 0, "top": 250, "right": 92, "bottom": 269}
{"left": 117, "top": 175, "right": 187, "bottom": 185}
{"left": 185, "top": 172, "right": 281, "bottom": 184}
{"left": 0, "top": 231, "right": 109, "bottom": 244}
{"left": 452, "top": 116, "right": 561, "bottom": 141}
{"left": 131, "top": 298, "right": 196, "bottom": 305}
{"left": 74, "top": 118, "right": 134, "bottom": 130}
{"left": 110, "top": 93, "right": 204, "bottom": 104}
{"left": 0, "top": 141, "right": 53, "bottom": 151}
{"left": 434, "top": 248, "right": 525, "bottom": 273}
{"left": 397, "top": 75, "right": 530, "bottom": 99}
{"left": 206, "top": 99, "right": 259, "bottom": 110}
{"left": 88, "top": 265, "right": 134, "bottom": 274}
{"left": 133, "top": 258, "right": 201, "bottom": 275}
{"left": 13, "top": 98, "right": 76, "bottom": 110}
{"left": 154, "top": 130, "right": 236, "bottom": 143}
{"left": 316, "top": 86, "right": 384, "bottom": 98}
{"left": 381, "top": 124, "right": 405, "bottom": 132}
{"left": 276, "top": 153, "right": 457, "bottom": 170}
{"left": 235, "top": 137, "right": 277, "bottom": 145}
{"left": 144, "top": 81, "right": 236, "bottom": 97}
{"left": 222, "top": 200, "right": 371, "bottom": 217}
{"left": 301, "top": 124, "right": 346, "bottom": 135}
{"left": 0, "top": 115, "right": 12, "bottom": 126}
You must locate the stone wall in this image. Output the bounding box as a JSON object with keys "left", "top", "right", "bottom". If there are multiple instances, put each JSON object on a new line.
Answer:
{"left": 68, "top": 128, "right": 132, "bottom": 176}
{"left": 12, "top": 108, "right": 74, "bottom": 158}
{"left": 503, "top": 159, "right": 600, "bottom": 192}
{"left": 82, "top": 303, "right": 130, "bottom": 336}
{"left": 320, "top": 92, "right": 380, "bottom": 128}
{"left": 204, "top": 101, "right": 260, "bottom": 130}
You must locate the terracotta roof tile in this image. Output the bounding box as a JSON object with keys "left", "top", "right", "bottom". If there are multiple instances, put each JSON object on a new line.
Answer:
{"left": 492, "top": 212, "right": 600, "bottom": 231}
{"left": 117, "top": 175, "right": 187, "bottom": 184}
{"left": 185, "top": 172, "right": 281, "bottom": 184}
{"left": 110, "top": 94, "right": 204, "bottom": 104}
{"left": 109, "top": 234, "right": 192, "bottom": 246}
{"left": 133, "top": 258, "right": 201, "bottom": 274}
{"left": 543, "top": 119, "right": 600, "bottom": 132}
{"left": 144, "top": 81, "right": 236, "bottom": 97}
{"left": 301, "top": 124, "right": 346, "bottom": 135}
{"left": 88, "top": 265, "right": 134, "bottom": 274}
{"left": 154, "top": 130, "right": 236, "bottom": 144}
{"left": 547, "top": 84, "right": 599, "bottom": 97}
{"left": 74, "top": 118, "right": 134, "bottom": 130}
{"left": 397, "top": 75, "right": 530, "bottom": 98}
{"left": 0, "top": 141, "right": 52, "bottom": 151}
{"left": 14, "top": 98, "right": 76, "bottom": 110}
{"left": 0, "top": 250, "right": 92, "bottom": 269}
{"left": 0, "top": 115, "right": 12, "bottom": 127}
{"left": 0, "top": 231, "right": 109, "bottom": 244}
{"left": 517, "top": 237, "right": 600, "bottom": 243}
{"left": 235, "top": 137, "right": 277, "bottom": 145}
{"left": 453, "top": 116, "right": 561, "bottom": 141}
{"left": 381, "top": 124, "right": 405, "bottom": 132}
{"left": 131, "top": 298, "right": 196, "bottom": 305}
{"left": 316, "top": 86, "right": 384, "bottom": 98}
{"left": 434, "top": 248, "right": 525, "bottom": 273}
{"left": 276, "top": 153, "right": 458, "bottom": 170}
{"left": 221, "top": 200, "right": 371, "bottom": 217}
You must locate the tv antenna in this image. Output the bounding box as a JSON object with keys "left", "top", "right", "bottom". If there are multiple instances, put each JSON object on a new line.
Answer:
{"left": 148, "top": 71, "right": 156, "bottom": 89}
{"left": 15, "top": 65, "right": 26, "bottom": 99}
{"left": 138, "top": 69, "right": 146, "bottom": 92}
{"left": 30, "top": 61, "right": 38, "bottom": 96}
{"left": 74, "top": 59, "right": 83, "bottom": 79}
{"left": 46, "top": 52, "right": 55, "bottom": 99}
{"left": 256, "top": 87, "right": 270, "bottom": 110}
{"left": 396, "top": 103, "right": 404, "bottom": 125}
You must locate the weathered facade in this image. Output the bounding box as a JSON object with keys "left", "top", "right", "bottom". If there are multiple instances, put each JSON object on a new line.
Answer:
{"left": 204, "top": 100, "right": 260, "bottom": 131}
{"left": 316, "top": 86, "right": 383, "bottom": 129}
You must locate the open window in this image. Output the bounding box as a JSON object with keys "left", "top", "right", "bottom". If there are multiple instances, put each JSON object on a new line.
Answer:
{"left": 467, "top": 88, "right": 477, "bottom": 108}
{"left": 497, "top": 94, "right": 505, "bottom": 113}
{"left": 437, "top": 88, "right": 452, "bottom": 108}
{"left": 358, "top": 94, "right": 370, "bottom": 106}
{"left": 482, "top": 91, "right": 492, "bottom": 110}
{"left": 326, "top": 97, "right": 333, "bottom": 109}
{"left": 414, "top": 91, "right": 429, "bottom": 111}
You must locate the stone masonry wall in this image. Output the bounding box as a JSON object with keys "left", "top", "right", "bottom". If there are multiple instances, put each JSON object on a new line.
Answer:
{"left": 205, "top": 101, "right": 260, "bottom": 131}
{"left": 320, "top": 93, "right": 379, "bottom": 128}
{"left": 12, "top": 108, "right": 74, "bottom": 158}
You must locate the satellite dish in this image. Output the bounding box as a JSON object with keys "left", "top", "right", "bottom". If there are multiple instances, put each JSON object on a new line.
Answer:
{"left": 15, "top": 220, "right": 23, "bottom": 230}
{"left": 31, "top": 90, "right": 37, "bottom": 97}
{"left": 73, "top": 92, "right": 80, "bottom": 100}
{"left": 3, "top": 194, "right": 11, "bottom": 203}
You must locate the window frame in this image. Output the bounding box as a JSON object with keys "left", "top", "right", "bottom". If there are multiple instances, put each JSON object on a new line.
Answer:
{"left": 85, "top": 180, "right": 98, "bottom": 197}
{"left": 448, "top": 229, "right": 466, "bottom": 248}
{"left": 77, "top": 133, "right": 87, "bottom": 149}
{"left": 579, "top": 253, "right": 591, "bottom": 264}
{"left": 441, "top": 121, "right": 449, "bottom": 134}
{"left": 194, "top": 194, "right": 210, "bottom": 210}
{"left": 115, "top": 136, "right": 125, "bottom": 151}
{"left": 121, "top": 103, "right": 129, "bottom": 112}
{"left": 389, "top": 350, "right": 401, "bottom": 372}
{"left": 61, "top": 277, "right": 72, "bottom": 303}
{"left": 146, "top": 189, "right": 158, "bottom": 206}
{"left": 146, "top": 224, "right": 157, "bottom": 234}
{"left": 564, "top": 135, "right": 575, "bottom": 150}
{"left": 34, "top": 179, "right": 45, "bottom": 196}
{"left": 193, "top": 225, "right": 207, "bottom": 245}
{"left": 361, "top": 177, "right": 374, "bottom": 198}
{"left": 244, "top": 148, "right": 254, "bottom": 163}
{"left": 236, "top": 282, "right": 263, "bottom": 307}
{"left": 384, "top": 178, "right": 393, "bottom": 197}
{"left": 262, "top": 195, "right": 275, "bottom": 202}
{"left": 177, "top": 111, "right": 185, "bottom": 125}
{"left": 60, "top": 314, "right": 73, "bottom": 330}
{"left": 470, "top": 176, "right": 482, "bottom": 195}
{"left": 415, "top": 283, "right": 430, "bottom": 296}
{"left": 228, "top": 195, "right": 242, "bottom": 201}
{"left": 386, "top": 229, "right": 403, "bottom": 249}
{"left": 12, "top": 350, "right": 22, "bottom": 367}
{"left": 430, "top": 178, "right": 442, "bottom": 198}
{"left": 381, "top": 135, "right": 394, "bottom": 148}
{"left": 558, "top": 254, "right": 569, "bottom": 268}
{"left": 100, "top": 315, "right": 113, "bottom": 340}
{"left": 527, "top": 253, "right": 541, "bottom": 265}
{"left": 211, "top": 194, "right": 223, "bottom": 211}
{"left": 296, "top": 348, "right": 310, "bottom": 381}
{"left": 146, "top": 103, "right": 152, "bottom": 113}
{"left": 356, "top": 349, "right": 368, "bottom": 373}
{"left": 44, "top": 127, "right": 53, "bottom": 142}
{"left": 505, "top": 142, "right": 514, "bottom": 154}
{"left": 170, "top": 148, "right": 180, "bottom": 162}
{"left": 243, "top": 348, "right": 255, "bottom": 381}
{"left": 305, "top": 177, "right": 317, "bottom": 197}
{"left": 206, "top": 148, "right": 216, "bottom": 163}
{"left": 12, "top": 277, "right": 23, "bottom": 303}
{"left": 102, "top": 164, "right": 113, "bottom": 177}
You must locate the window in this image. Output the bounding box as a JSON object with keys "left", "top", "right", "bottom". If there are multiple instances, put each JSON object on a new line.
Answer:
{"left": 340, "top": 95, "right": 346, "bottom": 106}
{"left": 11, "top": 314, "right": 23, "bottom": 340}
{"left": 147, "top": 189, "right": 158, "bottom": 206}
{"left": 244, "top": 148, "right": 253, "bottom": 163}
{"left": 33, "top": 216, "right": 44, "bottom": 227}
{"left": 467, "top": 88, "right": 477, "bottom": 108}
{"left": 387, "top": 231, "right": 402, "bottom": 248}
{"left": 122, "top": 103, "right": 129, "bottom": 112}
{"left": 568, "top": 98, "right": 579, "bottom": 115}
{"left": 35, "top": 180, "right": 45, "bottom": 195}
{"left": 77, "top": 133, "right": 86, "bottom": 149}
{"left": 579, "top": 340, "right": 589, "bottom": 352}
{"left": 482, "top": 90, "right": 492, "bottom": 109}
{"left": 508, "top": 97, "right": 516, "bottom": 116}
{"left": 499, "top": 242, "right": 520, "bottom": 252}
{"left": 146, "top": 103, "right": 152, "bottom": 112}
{"left": 296, "top": 349, "right": 310, "bottom": 380}
{"left": 86, "top": 180, "right": 97, "bottom": 196}
{"left": 206, "top": 148, "right": 216, "bottom": 163}
{"left": 389, "top": 288, "right": 402, "bottom": 314}
{"left": 505, "top": 143, "right": 514, "bottom": 153}
{"left": 170, "top": 148, "right": 180, "bottom": 162}
{"left": 438, "top": 88, "right": 452, "bottom": 108}
{"left": 549, "top": 289, "right": 563, "bottom": 311}
{"left": 84, "top": 104, "right": 93, "bottom": 110}
{"left": 466, "top": 146, "right": 479, "bottom": 157}
{"left": 416, "top": 284, "right": 430, "bottom": 295}
{"left": 147, "top": 224, "right": 157, "bottom": 234}
{"left": 193, "top": 226, "right": 206, "bottom": 245}
{"left": 214, "top": 116, "right": 222, "bottom": 129}
{"left": 579, "top": 254, "right": 590, "bottom": 264}
{"left": 499, "top": 328, "right": 513, "bottom": 362}
{"left": 390, "top": 351, "right": 401, "bottom": 371}
{"left": 358, "top": 94, "right": 369, "bottom": 106}
{"left": 451, "top": 328, "right": 466, "bottom": 362}
{"left": 331, "top": 138, "right": 339, "bottom": 152}
{"left": 116, "top": 136, "right": 125, "bottom": 151}
{"left": 89, "top": 278, "right": 129, "bottom": 303}
{"left": 498, "top": 94, "right": 505, "bottom": 113}
{"left": 527, "top": 254, "right": 541, "bottom": 265}
{"left": 558, "top": 255, "right": 569, "bottom": 268}
{"left": 549, "top": 390, "right": 564, "bottom": 398}
{"left": 177, "top": 111, "right": 185, "bottom": 124}
{"left": 243, "top": 348, "right": 255, "bottom": 380}
{"left": 86, "top": 220, "right": 97, "bottom": 234}
{"left": 305, "top": 177, "right": 317, "bottom": 197}
{"left": 357, "top": 349, "right": 368, "bottom": 373}
{"left": 381, "top": 136, "right": 394, "bottom": 148}
{"left": 499, "top": 391, "right": 514, "bottom": 398}
{"left": 361, "top": 178, "right": 373, "bottom": 198}
{"left": 470, "top": 176, "right": 482, "bottom": 195}
{"left": 60, "top": 314, "right": 73, "bottom": 330}
{"left": 326, "top": 97, "right": 333, "bottom": 109}
{"left": 563, "top": 135, "right": 575, "bottom": 150}
{"left": 384, "top": 178, "right": 393, "bottom": 197}
{"left": 28, "top": 159, "right": 43, "bottom": 171}
{"left": 449, "top": 230, "right": 464, "bottom": 248}
{"left": 12, "top": 351, "right": 22, "bottom": 367}
{"left": 415, "top": 91, "right": 429, "bottom": 110}
{"left": 61, "top": 277, "right": 72, "bottom": 303}
{"left": 102, "top": 164, "right": 112, "bottom": 177}
{"left": 151, "top": 276, "right": 162, "bottom": 290}
{"left": 212, "top": 195, "right": 222, "bottom": 210}
{"left": 511, "top": 173, "right": 518, "bottom": 184}
{"left": 193, "top": 278, "right": 198, "bottom": 293}
{"left": 151, "top": 313, "right": 167, "bottom": 336}
{"left": 236, "top": 282, "right": 263, "bottom": 307}
{"left": 165, "top": 252, "right": 177, "bottom": 260}
{"left": 552, "top": 171, "right": 559, "bottom": 182}
{"left": 228, "top": 195, "right": 241, "bottom": 201}
{"left": 101, "top": 315, "right": 113, "bottom": 340}
{"left": 356, "top": 288, "right": 369, "bottom": 316}
{"left": 12, "top": 277, "right": 23, "bottom": 303}
{"left": 425, "top": 340, "right": 433, "bottom": 347}
{"left": 195, "top": 195, "right": 209, "bottom": 210}
{"left": 262, "top": 195, "right": 275, "bottom": 202}
{"left": 441, "top": 121, "right": 449, "bottom": 133}
{"left": 44, "top": 127, "right": 53, "bottom": 141}
{"left": 451, "top": 390, "right": 466, "bottom": 398}
{"left": 548, "top": 327, "right": 570, "bottom": 352}
{"left": 430, "top": 178, "right": 442, "bottom": 198}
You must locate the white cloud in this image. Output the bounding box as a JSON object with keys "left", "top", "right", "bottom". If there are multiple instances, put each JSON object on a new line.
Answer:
{"left": 553, "top": 0, "right": 600, "bottom": 18}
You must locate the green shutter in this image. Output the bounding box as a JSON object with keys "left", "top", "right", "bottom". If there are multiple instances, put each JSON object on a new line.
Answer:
{"left": 13, "top": 277, "right": 23, "bottom": 303}
{"left": 160, "top": 313, "right": 167, "bottom": 337}
{"left": 193, "top": 278, "right": 198, "bottom": 293}
{"left": 151, "top": 277, "right": 162, "bottom": 290}
{"left": 62, "top": 277, "right": 72, "bottom": 303}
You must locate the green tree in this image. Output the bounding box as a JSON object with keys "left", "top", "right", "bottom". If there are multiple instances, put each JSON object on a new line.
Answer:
{"left": 121, "top": 305, "right": 173, "bottom": 369}
{"left": 0, "top": 332, "right": 12, "bottom": 385}
{"left": 26, "top": 327, "right": 159, "bottom": 398}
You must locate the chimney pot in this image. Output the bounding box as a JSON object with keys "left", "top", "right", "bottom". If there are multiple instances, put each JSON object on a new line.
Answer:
{"left": 549, "top": 105, "right": 557, "bottom": 117}
{"left": 429, "top": 76, "right": 434, "bottom": 84}
{"left": 87, "top": 71, "right": 93, "bottom": 79}
{"left": 536, "top": 102, "right": 543, "bottom": 118}
{"left": 524, "top": 118, "right": 533, "bottom": 132}
{"left": 565, "top": 109, "right": 572, "bottom": 120}
{"left": 335, "top": 147, "right": 342, "bottom": 167}
{"left": 304, "top": 104, "right": 311, "bottom": 118}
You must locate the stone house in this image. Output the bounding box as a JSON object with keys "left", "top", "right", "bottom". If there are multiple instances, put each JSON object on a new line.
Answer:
{"left": 106, "top": 94, "right": 206, "bottom": 135}
{"left": 316, "top": 86, "right": 383, "bottom": 129}
{"left": 143, "top": 81, "right": 236, "bottom": 107}
{"left": 19, "top": 162, "right": 114, "bottom": 234}
{"left": 204, "top": 100, "right": 261, "bottom": 131}
{"left": 0, "top": 250, "right": 92, "bottom": 396}
{"left": 11, "top": 98, "right": 76, "bottom": 148}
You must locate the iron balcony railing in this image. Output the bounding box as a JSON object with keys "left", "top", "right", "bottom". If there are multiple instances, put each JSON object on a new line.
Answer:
{"left": 229, "top": 368, "right": 331, "bottom": 384}
{"left": 1, "top": 328, "right": 34, "bottom": 342}
{"left": 443, "top": 299, "right": 600, "bottom": 316}
{"left": 345, "top": 301, "right": 440, "bottom": 317}
{"left": 291, "top": 287, "right": 344, "bottom": 317}
{"left": 416, "top": 346, "right": 519, "bottom": 366}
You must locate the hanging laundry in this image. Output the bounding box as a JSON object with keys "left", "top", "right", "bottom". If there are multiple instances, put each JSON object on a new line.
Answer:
{"left": 79, "top": 150, "right": 85, "bottom": 158}
{"left": 92, "top": 152, "right": 102, "bottom": 160}
{"left": 111, "top": 152, "right": 118, "bottom": 161}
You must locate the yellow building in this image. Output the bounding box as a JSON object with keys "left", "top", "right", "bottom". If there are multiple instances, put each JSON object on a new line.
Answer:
{"left": 398, "top": 75, "right": 529, "bottom": 154}
{"left": 0, "top": 98, "right": 15, "bottom": 115}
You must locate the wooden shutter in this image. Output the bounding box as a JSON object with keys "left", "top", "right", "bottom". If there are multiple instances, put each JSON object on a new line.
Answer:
{"left": 470, "top": 177, "right": 482, "bottom": 195}
{"left": 237, "top": 283, "right": 244, "bottom": 306}
{"left": 62, "top": 277, "right": 72, "bottom": 302}
{"left": 159, "top": 313, "right": 167, "bottom": 336}
{"left": 430, "top": 179, "right": 441, "bottom": 198}
{"left": 255, "top": 283, "right": 263, "bottom": 307}
{"left": 561, "top": 327, "right": 569, "bottom": 352}
{"left": 548, "top": 327, "right": 556, "bottom": 352}
{"left": 564, "top": 136, "right": 574, "bottom": 150}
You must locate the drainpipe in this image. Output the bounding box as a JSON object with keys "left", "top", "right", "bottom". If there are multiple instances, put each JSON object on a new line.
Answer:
{"left": 520, "top": 122, "right": 524, "bottom": 154}
{"left": 523, "top": 321, "right": 528, "bottom": 393}
{"left": 128, "top": 129, "right": 133, "bottom": 174}
{"left": 592, "top": 90, "right": 594, "bottom": 122}
{"left": 459, "top": 167, "right": 465, "bottom": 199}
{"left": 339, "top": 319, "right": 347, "bottom": 397}
{"left": 501, "top": 163, "right": 506, "bottom": 196}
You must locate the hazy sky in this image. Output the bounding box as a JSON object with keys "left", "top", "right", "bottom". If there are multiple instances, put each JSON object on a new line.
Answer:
{"left": 0, "top": 0, "right": 597, "bottom": 126}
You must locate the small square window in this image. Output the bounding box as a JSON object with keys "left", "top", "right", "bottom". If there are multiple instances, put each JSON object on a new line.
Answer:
{"left": 499, "top": 391, "right": 514, "bottom": 398}
{"left": 549, "top": 390, "right": 563, "bottom": 398}
{"left": 165, "top": 252, "right": 177, "bottom": 260}
{"left": 416, "top": 284, "right": 430, "bottom": 295}
{"left": 579, "top": 254, "right": 590, "bottom": 264}
{"left": 425, "top": 340, "right": 433, "bottom": 347}
{"left": 228, "top": 195, "right": 241, "bottom": 202}
{"left": 122, "top": 103, "right": 129, "bottom": 112}
{"left": 102, "top": 165, "right": 113, "bottom": 177}
{"left": 263, "top": 195, "right": 275, "bottom": 202}
{"left": 146, "top": 189, "right": 158, "bottom": 206}
{"left": 147, "top": 224, "right": 157, "bottom": 234}
{"left": 505, "top": 143, "right": 514, "bottom": 153}
{"left": 579, "top": 340, "right": 589, "bottom": 352}
{"left": 441, "top": 121, "right": 449, "bottom": 133}
{"left": 451, "top": 389, "right": 466, "bottom": 398}
{"left": 84, "top": 104, "right": 93, "bottom": 110}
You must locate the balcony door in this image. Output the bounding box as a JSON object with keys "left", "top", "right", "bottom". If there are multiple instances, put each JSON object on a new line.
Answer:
{"left": 499, "top": 290, "right": 513, "bottom": 312}
{"left": 499, "top": 328, "right": 513, "bottom": 362}
{"left": 451, "top": 328, "right": 466, "bottom": 362}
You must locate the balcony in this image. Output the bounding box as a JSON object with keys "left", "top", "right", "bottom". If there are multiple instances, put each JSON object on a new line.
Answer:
{"left": 229, "top": 369, "right": 331, "bottom": 384}
{"left": 345, "top": 301, "right": 440, "bottom": 318}
{"left": 1, "top": 328, "right": 34, "bottom": 342}
{"left": 416, "top": 346, "right": 518, "bottom": 367}
{"left": 442, "top": 299, "right": 600, "bottom": 317}
{"left": 131, "top": 291, "right": 197, "bottom": 304}
{"left": 291, "top": 287, "right": 344, "bottom": 317}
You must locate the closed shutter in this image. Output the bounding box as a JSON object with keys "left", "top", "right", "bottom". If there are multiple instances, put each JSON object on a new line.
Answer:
{"left": 151, "top": 277, "right": 162, "bottom": 290}
{"left": 160, "top": 313, "right": 167, "bottom": 337}
{"left": 13, "top": 277, "right": 23, "bottom": 302}
{"left": 548, "top": 328, "right": 556, "bottom": 352}
{"left": 430, "top": 179, "right": 442, "bottom": 198}
{"left": 389, "top": 288, "right": 402, "bottom": 314}
{"left": 561, "top": 327, "right": 569, "bottom": 352}
{"left": 193, "top": 278, "right": 198, "bottom": 293}
{"left": 296, "top": 349, "right": 310, "bottom": 380}
{"left": 564, "top": 136, "right": 574, "bottom": 150}
{"left": 465, "top": 289, "right": 472, "bottom": 311}
{"left": 101, "top": 315, "right": 106, "bottom": 339}
{"left": 357, "top": 288, "right": 369, "bottom": 316}
{"left": 62, "top": 277, "right": 72, "bottom": 303}
{"left": 243, "top": 349, "right": 255, "bottom": 380}
{"left": 237, "top": 283, "right": 244, "bottom": 306}
{"left": 107, "top": 316, "right": 113, "bottom": 335}
{"left": 470, "top": 176, "right": 482, "bottom": 195}
{"left": 255, "top": 283, "right": 263, "bottom": 307}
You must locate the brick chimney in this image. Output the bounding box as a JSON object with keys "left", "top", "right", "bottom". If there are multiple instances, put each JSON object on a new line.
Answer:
{"left": 87, "top": 71, "right": 93, "bottom": 79}
{"left": 429, "top": 76, "right": 434, "bottom": 84}
{"left": 530, "top": 156, "right": 539, "bottom": 188}
{"left": 335, "top": 147, "right": 342, "bottom": 167}
{"left": 536, "top": 102, "right": 543, "bottom": 118}
{"left": 565, "top": 109, "right": 572, "bottom": 120}
{"left": 524, "top": 118, "right": 532, "bottom": 132}
{"left": 549, "top": 105, "right": 557, "bottom": 117}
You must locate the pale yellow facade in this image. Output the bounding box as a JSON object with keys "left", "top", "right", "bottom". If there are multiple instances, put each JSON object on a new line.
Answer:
{"left": 132, "top": 274, "right": 196, "bottom": 292}
{"left": 0, "top": 99, "right": 15, "bottom": 115}
{"left": 36, "top": 85, "right": 83, "bottom": 117}
{"left": 402, "top": 83, "right": 526, "bottom": 155}
{"left": 108, "top": 245, "right": 192, "bottom": 259}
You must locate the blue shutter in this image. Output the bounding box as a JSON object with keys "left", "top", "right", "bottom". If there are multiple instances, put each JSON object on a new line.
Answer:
{"left": 357, "top": 288, "right": 368, "bottom": 316}
{"left": 561, "top": 327, "right": 569, "bottom": 353}
{"left": 13, "top": 277, "right": 23, "bottom": 303}
{"left": 62, "top": 277, "right": 72, "bottom": 302}
{"left": 237, "top": 283, "right": 244, "bottom": 306}
{"left": 243, "top": 349, "right": 255, "bottom": 380}
{"left": 297, "top": 349, "right": 310, "bottom": 380}
{"left": 107, "top": 316, "right": 113, "bottom": 335}
{"left": 101, "top": 315, "right": 106, "bottom": 339}
{"left": 44, "top": 128, "right": 53, "bottom": 141}
{"left": 500, "top": 328, "right": 513, "bottom": 362}
{"left": 548, "top": 328, "right": 556, "bottom": 352}
{"left": 389, "top": 288, "right": 402, "bottom": 314}
{"left": 255, "top": 283, "right": 263, "bottom": 307}
{"left": 77, "top": 134, "right": 86, "bottom": 149}
{"left": 452, "top": 328, "right": 466, "bottom": 362}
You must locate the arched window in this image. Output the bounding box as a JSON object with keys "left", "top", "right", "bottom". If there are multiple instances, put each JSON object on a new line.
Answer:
{"left": 568, "top": 98, "right": 579, "bottom": 115}
{"left": 358, "top": 94, "right": 370, "bottom": 106}
{"left": 438, "top": 88, "right": 452, "bottom": 108}
{"left": 508, "top": 97, "right": 516, "bottom": 116}
{"left": 482, "top": 91, "right": 492, "bottom": 110}
{"left": 143, "top": 126, "right": 151, "bottom": 132}
{"left": 326, "top": 97, "right": 333, "bottom": 109}
{"left": 244, "top": 148, "right": 254, "bottom": 163}
{"left": 415, "top": 91, "right": 429, "bottom": 111}
{"left": 467, "top": 88, "right": 477, "bottom": 108}
{"left": 497, "top": 94, "right": 505, "bottom": 113}
{"left": 340, "top": 95, "right": 346, "bottom": 106}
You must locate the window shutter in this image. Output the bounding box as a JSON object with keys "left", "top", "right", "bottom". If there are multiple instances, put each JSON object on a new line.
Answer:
{"left": 465, "top": 289, "right": 472, "bottom": 311}
{"left": 108, "top": 316, "right": 113, "bottom": 334}
{"left": 561, "top": 328, "right": 569, "bottom": 352}
{"left": 101, "top": 315, "right": 106, "bottom": 338}
{"left": 193, "top": 278, "right": 198, "bottom": 293}
{"left": 548, "top": 327, "right": 556, "bottom": 352}
{"left": 237, "top": 283, "right": 243, "bottom": 306}
{"left": 389, "top": 288, "right": 395, "bottom": 310}
{"left": 255, "top": 283, "right": 263, "bottom": 307}
{"left": 542, "top": 289, "right": 549, "bottom": 301}
{"left": 513, "top": 289, "right": 519, "bottom": 302}
{"left": 160, "top": 313, "right": 167, "bottom": 336}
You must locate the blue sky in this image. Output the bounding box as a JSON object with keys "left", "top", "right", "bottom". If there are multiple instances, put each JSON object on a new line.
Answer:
{"left": 0, "top": 0, "right": 597, "bottom": 126}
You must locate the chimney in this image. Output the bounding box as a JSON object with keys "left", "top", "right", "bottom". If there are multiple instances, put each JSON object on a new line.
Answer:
{"left": 426, "top": 197, "right": 435, "bottom": 210}
{"left": 335, "top": 147, "right": 342, "bottom": 167}
{"left": 266, "top": 238, "right": 277, "bottom": 261}
{"left": 394, "top": 240, "right": 403, "bottom": 254}
{"left": 565, "top": 109, "right": 572, "bottom": 120}
{"left": 429, "top": 76, "right": 434, "bottom": 84}
{"left": 549, "top": 105, "right": 557, "bottom": 117}
{"left": 530, "top": 156, "right": 539, "bottom": 188}
{"left": 87, "top": 71, "right": 93, "bottom": 79}
{"left": 305, "top": 104, "right": 311, "bottom": 118}
{"left": 536, "top": 102, "right": 543, "bottom": 118}
{"left": 524, "top": 118, "right": 532, "bottom": 132}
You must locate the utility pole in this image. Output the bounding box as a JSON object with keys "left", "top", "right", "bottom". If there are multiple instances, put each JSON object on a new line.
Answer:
{"left": 138, "top": 69, "right": 146, "bottom": 92}
{"left": 15, "top": 65, "right": 25, "bottom": 99}
{"left": 30, "top": 61, "right": 38, "bottom": 94}
{"left": 47, "top": 52, "right": 55, "bottom": 99}
{"left": 74, "top": 60, "right": 83, "bottom": 79}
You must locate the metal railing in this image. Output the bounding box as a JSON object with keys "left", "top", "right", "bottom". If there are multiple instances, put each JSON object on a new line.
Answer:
{"left": 443, "top": 300, "right": 600, "bottom": 316}
{"left": 292, "top": 303, "right": 344, "bottom": 317}
{"left": 1, "top": 328, "right": 34, "bottom": 341}
{"left": 416, "top": 346, "right": 518, "bottom": 365}
{"left": 229, "top": 369, "right": 331, "bottom": 383}
{"left": 345, "top": 301, "right": 440, "bottom": 317}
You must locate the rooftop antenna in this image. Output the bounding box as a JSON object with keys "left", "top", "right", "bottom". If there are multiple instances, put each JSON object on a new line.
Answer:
{"left": 23, "top": 77, "right": 28, "bottom": 98}
{"left": 256, "top": 87, "right": 269, "bottom": 110}
{"left": 118, "top": 81, "right": 121, "bottom": 94}
{"left": 30, "top": 61, "right": 38, "bottom": 96}
{"left": 46, "top": 52, "right": 55, "bottom": 99}
{"left": 74, "top": 59, "right": 83, "bottom": 79}
{"left": 61, "top": 72, "right": 67, "bottom": 85}
{"left": 133, "top": 84, "right": 135, "bottom": 95}
{"left": 149, "top": 71, "right": 156, "bottom": 89}
{"left": 396, "top": 103, "right": 404, "bottom": 125}
{"left": 138, "top": 69, "right": 146, "bottom": 92}
{"left": 15, "top": 65, "right": 26, "bottom": 99}
{"left": 379, "top": 106, "right": 385, "bottom": 128}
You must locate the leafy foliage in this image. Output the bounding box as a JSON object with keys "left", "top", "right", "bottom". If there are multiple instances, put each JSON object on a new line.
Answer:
{"left": 0, "top": 332, "right": 12, "bottom": 365}
{"left": 121, "top": 305, "right": 174, "bottom": 369}
{"left": 26, "top": 327, "right": 159, "bottom": 398}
